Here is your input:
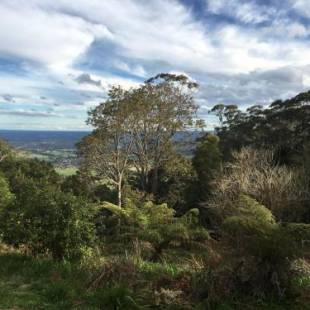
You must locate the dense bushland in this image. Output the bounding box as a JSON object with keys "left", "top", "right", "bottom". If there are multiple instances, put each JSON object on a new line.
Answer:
{"left": 0, "top": 74, "right": 309, "bottom": 308}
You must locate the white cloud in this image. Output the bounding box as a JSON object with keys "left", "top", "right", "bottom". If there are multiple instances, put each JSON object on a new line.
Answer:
{"left": 1, "top": 0, "right": 309, "bottom": 76}
{"left": 27, "top": 0, "right": 309, "bottom": 74}
{"left": 0, "top": 2, "right": 112, "bottom": 68}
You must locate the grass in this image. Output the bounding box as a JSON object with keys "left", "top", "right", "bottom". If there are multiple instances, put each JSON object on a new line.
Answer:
{"left": 0, "top": 249, "right": 308, "bottom": 309}
{"left": 55, "top": 166, "right": 78, "bottom": 176}
{"left": 0, "top": 249, "right": 191, "bottom": 309}
{"left": 0, "top": 252, "right": 92, "bottom": 309}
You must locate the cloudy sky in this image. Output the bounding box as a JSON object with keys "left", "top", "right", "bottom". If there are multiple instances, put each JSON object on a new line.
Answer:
{"left": 0, "top": 0, "right": 309, "bottom": 130}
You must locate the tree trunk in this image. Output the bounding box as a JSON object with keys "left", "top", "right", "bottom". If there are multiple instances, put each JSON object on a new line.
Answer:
{"left": 151, "top": 165, "right": 159, "bottom": 197}
{"left": 140, "top": 167, "right": 148, "bottom": 192}
{"left": 117, "top": 179, "right": 122, "bottom": 208}
{"left": 116, "top": 178, "right": 122, "bottom": 237}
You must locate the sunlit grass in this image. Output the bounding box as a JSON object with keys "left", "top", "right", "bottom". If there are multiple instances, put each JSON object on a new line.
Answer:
{"left": 55, "top": 166, "right": 77, "bottom": 176}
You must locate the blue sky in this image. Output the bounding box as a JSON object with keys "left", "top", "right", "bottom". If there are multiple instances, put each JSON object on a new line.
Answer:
{"left": 0, "top": 0, "right": 309, "bottom": 130}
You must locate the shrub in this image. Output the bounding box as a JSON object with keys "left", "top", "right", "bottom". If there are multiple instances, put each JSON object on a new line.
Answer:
{"left": 0, "top": 180, "right": 96, "bottom": 260}
{"left": 221, "top": 195, "right": 299, "bottom": 298}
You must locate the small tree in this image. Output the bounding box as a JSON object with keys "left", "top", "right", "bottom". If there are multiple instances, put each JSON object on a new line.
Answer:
{"left": 0, "top": 157, "right": 61, "bottom": 191}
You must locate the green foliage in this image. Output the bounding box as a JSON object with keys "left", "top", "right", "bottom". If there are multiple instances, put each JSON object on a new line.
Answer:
{"left": 100, "top": 199, "right": 209, "bottom": 261}
{"left": 212, "top": 91, "right": 310, "bottom": 164}
{"left": 282, "top": 223, "right": 310, "bottom": 247}
{"left": 222, "top": 195, "right": 299, "bottom": 298}
{"left": 192, "top": 134, "right": 222, "bottom": 200}
{"left": 0, "top": 138, "right": 13, "bottom": 160}
{"left": 0, "top": 174, "right": 14, "bottom": 209}
{"left": 156, "top": 153, "right": 198, "bottom": 212}
{"left": 223, "top": 195, "right": 276, "bottom": 235}
{"left": 1, "top": 81, "right": 310, "bottom": 308}
{"left": 0, "top": 182, "right": 96, "bottom": 260}
{"left": 43, "top": 281, "right": 75, "bottom": 304}
{"left": 0, "top": 157, "right": 61, "bottom": 191}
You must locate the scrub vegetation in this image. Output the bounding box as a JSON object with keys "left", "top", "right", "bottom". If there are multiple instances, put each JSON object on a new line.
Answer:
{"left": 0, "top": 74, "right": 309, "bottom": 309}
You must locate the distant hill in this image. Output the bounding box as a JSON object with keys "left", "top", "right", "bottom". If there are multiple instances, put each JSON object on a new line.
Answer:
{"left": 0, "top": 129, "right": 207, "bottom": 166}
{"left": 0, "top": 130, "right": 89, "bottom": 151}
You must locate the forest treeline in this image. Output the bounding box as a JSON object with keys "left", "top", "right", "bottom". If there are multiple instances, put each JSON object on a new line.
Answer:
{"left": 0, "top": 73, "right": 309, "bottom": 308}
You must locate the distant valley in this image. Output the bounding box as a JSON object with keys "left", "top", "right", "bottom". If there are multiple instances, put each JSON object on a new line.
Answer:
{"left": 0, "top": 130, "right": 203, "bottom": 172}
{"left": 0, "top": 130, "right": 89, "bottom": 170}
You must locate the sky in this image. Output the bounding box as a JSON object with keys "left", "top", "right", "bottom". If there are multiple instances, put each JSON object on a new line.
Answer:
{"left": 0, "top": 0, "right": 310, "bottom": 130}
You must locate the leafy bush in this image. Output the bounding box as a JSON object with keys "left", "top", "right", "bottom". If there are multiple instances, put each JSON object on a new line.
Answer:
{"left": 221, "top": 195, "right": 299, "bottom": 298}
{"left": 0, "top": 179, "right": 96, "bottom": 260}
{"left": 0, "top": 139, "right": 13, "bottom": 162}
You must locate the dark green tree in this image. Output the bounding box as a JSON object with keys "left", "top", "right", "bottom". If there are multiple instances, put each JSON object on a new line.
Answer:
{"left": 192, "top": 134, "right": 222, "bottom": 201}
{"left": 152, "top": 152, "right": 197, "bottom": 212}
{"left": 211, "top": 90, "right": 310, "bottom": 164}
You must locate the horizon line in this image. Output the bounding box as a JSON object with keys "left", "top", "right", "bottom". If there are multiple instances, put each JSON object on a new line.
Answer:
{"left": 0, "top": 128, "right": 92, "bottom": 132}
